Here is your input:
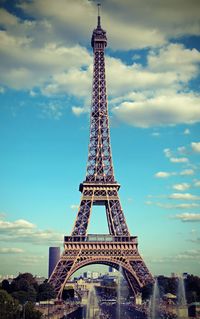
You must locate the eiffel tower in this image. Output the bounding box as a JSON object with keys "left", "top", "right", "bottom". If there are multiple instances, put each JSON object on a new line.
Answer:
{"left": 49, "top": 6, "right": 153, "bottom": 300}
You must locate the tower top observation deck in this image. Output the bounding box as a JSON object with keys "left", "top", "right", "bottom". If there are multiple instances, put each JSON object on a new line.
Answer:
{"left": 91, "top": 3, "right": 107, "bottom": 49}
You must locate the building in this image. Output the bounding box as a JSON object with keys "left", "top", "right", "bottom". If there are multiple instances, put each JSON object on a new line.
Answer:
{"left": 48, "top": 247, "right": 60, "bottom": 278}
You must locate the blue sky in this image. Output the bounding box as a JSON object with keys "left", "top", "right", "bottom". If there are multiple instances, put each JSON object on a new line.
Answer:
{"left": 0, "top": 0, "right": 200, "bottom": 278}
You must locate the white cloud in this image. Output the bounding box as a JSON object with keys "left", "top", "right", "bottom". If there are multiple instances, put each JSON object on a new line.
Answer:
{"left": 17, "top": 255, "right": 46, "bottom": 266}
{"left": 177, "top": 146, "right": 187, "bottom": 155}
{"left": 42, "top": 67, "right": 92, "bottom": 97}
{"left": 170, "top": 157, "right": 189, "bottom": 163}
{"left": 0, "top": 218, "right": 36, "bottom": 230}
{"left": 171, "top": 213, "right": 200, "bottom": 222}
{"left": 39, "top": 102, "right": 64, "bottom": 120}
{"left": 191, "top": 142, "right": 200, "bottom": 153}
{"left": 0, "top": 87, "right": 5, "bottom": 94}
{"left": 169, "top": 193, "right": 200, "bottom": 200}
{"left": 174, "top": 249, "right": 200, "bottom": 260}
{"left": 0, "top": 212, "right": 6, "bottom": 219}
{"left": 0, "top": 8, "right": 18, "bottom": 26}
{"left": 72, "top": 107, "right": 86, "bottom": 116}
{"left": 148, "top": 43, "right": 200, "bottom": 81}
{"left": 70, "top": 204, "right": 79, "bottom": 211}
{"left": 0, "top": 4, "right": 200, "bottom": 129}
{"left": 0, "top": 29, "right": 92, "bottom": 90}
{"left": 164, "top": 148, "right": 172, "bottom": 158}
{"left": 184, "top": 128, "right": 190, "bottom": 135}
{"left": 172, "top": 183, "right": 190, "bottom": 191}
{"left": 194, "top": 180, "right": 200, "bottom": 187}
{"left": 157, "top": 202, "right": 200, "bottom": 210}
{"left": 149, "top": 249, "right": 200, "bottom": 263}
{"left": 163, "top": 148, "right": 188, "bottom": 163}
{"left": 106, "top": 57, "right": 179, "bottom": 97}
{"left": 180, "top": 169, "right": 194, "bottom": 176}
{"left": 0, "top": 217, "right": 63, "bottom": 245}
{"left": 0, "top": 248, "right": 24, "bottom": 254}
{"left": 113, "top": 93, "right": 200, "bottom": 128}
{"left": 17, "top": 0, "right": 200, "bottom": 50}
{"left": 151, "top": 132, "right": 160, "bottom": 137}
{"left": 110, "top": 43, "right": 200, "bottom": 127}
{"left": 30, "top": 90, "right": 37, "bottom": 97}
{"left": 154, "top": 171, "right": 174, "bottom": 178}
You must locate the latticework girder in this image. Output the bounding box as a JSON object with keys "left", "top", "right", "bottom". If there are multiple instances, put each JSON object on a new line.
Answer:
{"left": 71, "top": 185, "right": 129, "bottom": 236}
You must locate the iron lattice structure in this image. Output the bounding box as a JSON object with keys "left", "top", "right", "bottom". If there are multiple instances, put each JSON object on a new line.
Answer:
{"left": 49, "top": 12, "right": 153, "bottom": 299}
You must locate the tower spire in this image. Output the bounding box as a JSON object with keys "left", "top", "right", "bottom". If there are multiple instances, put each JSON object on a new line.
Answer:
{"left": 97, "top": 3, "right": 101, "bottom": 28}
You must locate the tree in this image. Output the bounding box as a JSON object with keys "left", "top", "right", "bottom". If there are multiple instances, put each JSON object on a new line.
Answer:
{"left": 11, "top": 290, "right": 28, "bottom": 305}
{"left": 16, "top": 273, "right": 37, "bottom": 286}
{"left": 1, "top": 279, "right": 11, "bottom": 293}
{"left": 141, "top": 283, "right": 153, "bottom": 300}
{"left": 0, "top": 289, "right": 21, "bottom": 319}
{"left": 157, "top": 275, "right": 177, "bottom": 296}
{"left": 11, "top": 273, "right": 38, "bottom": 294}
{"left": 37, "top": 282, "right": 56, "bottom": 301}
{"left": 9, "top": 273, "right": 37, "bottom": 304}
{"left": 185, "top": 275, "right": 200, "bottom": 303}
{"left": 23, "top": 302, "right": 42, "bottom": 319}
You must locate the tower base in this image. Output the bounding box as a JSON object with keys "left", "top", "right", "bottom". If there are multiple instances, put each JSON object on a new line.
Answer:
{"left": 49, "top": 235, "right": 153, "bottom": 299}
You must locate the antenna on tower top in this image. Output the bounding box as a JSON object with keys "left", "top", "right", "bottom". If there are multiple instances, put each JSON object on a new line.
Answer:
{"left": 97, "top": 3, "right": 101, "bottom": 27}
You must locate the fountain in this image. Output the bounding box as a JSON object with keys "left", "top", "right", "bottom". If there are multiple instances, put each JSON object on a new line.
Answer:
{"left": 117, "top": 266, "right": 123, "bottom": 319}
{"left": 149, "top": 278, "right": 160, "bottom": 319}
{"left": 177, "top": 276, "right": 188, "bottom": 319}
{"left": 177, "top": 276, "right": 186, "bottom": 306}
{"left": 86, "top": 286, "right": 99, "bottom": 319}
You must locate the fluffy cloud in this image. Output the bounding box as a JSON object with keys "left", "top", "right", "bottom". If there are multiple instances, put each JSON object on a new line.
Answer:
{"left": 172, "top": 183, "right": 190, "bottom": 191}
{"left": 177, "top": 146, "right": 187, "bottom": 155}
{"left": 17, "top": 0, "right": 200, "bottom": 50}
{"left": 0, "top": 8, "right": 18, "bottom": 26}
{"left": 164, "top": 149, "right": 189, "bottom": 163}
{"left": 154, "top": 171, "right": 175, "bottom": 178}
{"left": 17, "top": 255, "right": 46, "bottom": 266}
{"left": 111, "top": 43, "right": 200, "bottom": 127}
{"left": 0, "top": 219, "right": 36, "bottom": 230}
{"left": 0, "top": 87, "right": 5, "bottom": 94}
{"left": 42, "top": 67, "right": 92, "bottom": 97}
{"left": 171, "top": 213, "right": 200, "bottom": 222}
{"left": 149, "top": 249, "right": 200, "bottom": 263}
{"left": 174, "top": 249, "right": 200, "bottom": 260}
{"left": 191, "top": 142, "right": 200, "bottom": 153}
{"left": 194, "top": 180, "right": 200, "bottom": 187}
{"left": 169, "top": 193, "right": 200, "bottom": 200}
{"left": 180, "top": 169, "right": 194, "bottom": 176}
{"left": 72, "top": 107, "right": 87, "bottom": 116}
{"left": 184, "top": 129, "right": 191, "bottom": 135}
{"left": 170, "top": 157, "right": 189, "bottom": 163}
{"left": 39, "top": 102, "right": 65, "bottom": 119}
{"left": 0, "top": 217, "right": 63, "bottom": 245}
{"left": 70, "top": 204, "right": 79, "bottom": 210}
{"left": 113, "top": 93, "right": 200, "bottom": 128}
{"left": 164, "top": 148, "right": 172, "bottom": 158}
{"left": 0, "top": 29, "right": 92, "bottom": 90}
{"left": 148, "top": 43, "right": 200, "bottom": 80}
{"left": 146, "top": 201, "right": 200, "bottom": 210}
{"left": 156, "top": 203, "right": 200, "bottom": 210}
{"left": 0, "top": 248, "right": 24, "bottom": 254}
{"left": 0, "top": 3, "right": 200, "bottom": 129}
{"left": 155, "top": 167, "right": 195, "bottom": 179}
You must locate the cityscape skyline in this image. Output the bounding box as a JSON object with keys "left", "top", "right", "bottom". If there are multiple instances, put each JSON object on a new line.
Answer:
{"left": 0, "top": 0, "right": 200, "bottom": 278}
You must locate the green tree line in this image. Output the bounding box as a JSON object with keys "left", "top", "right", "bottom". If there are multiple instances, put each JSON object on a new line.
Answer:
{"left": 142, "top": 274, "right": 200, "bottom": 303}
{"left": 0, "top": 272, "right": 56, "bottom": 319}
